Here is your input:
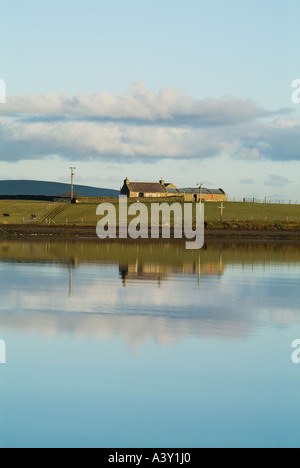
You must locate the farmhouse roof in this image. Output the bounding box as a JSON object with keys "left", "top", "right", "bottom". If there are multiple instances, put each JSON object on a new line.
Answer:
{"left": 166, "top": 188, "right": 180, "bottom": 194}
{"left": 128, "top": 182, "right": 167, "bottom": 194}
{"left": 206, "top": 188, "right": 225, "bottom": 195}
{"left": 172, "top": 187, "right": 225, "bottom": 195}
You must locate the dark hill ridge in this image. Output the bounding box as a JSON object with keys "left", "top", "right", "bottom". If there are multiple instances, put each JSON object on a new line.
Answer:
{"left": 0, "top": 180, "right": 119, "bottom": 197}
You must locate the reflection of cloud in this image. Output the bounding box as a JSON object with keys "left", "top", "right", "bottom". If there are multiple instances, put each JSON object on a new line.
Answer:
{"left": 0, "top": 311, "right": 254, "bottom": 351}
{"left": 0, "top": 252, "right": 299, "bottom": 350}
{"left": 0, "top": 298, "right": 299, "bottom": 351}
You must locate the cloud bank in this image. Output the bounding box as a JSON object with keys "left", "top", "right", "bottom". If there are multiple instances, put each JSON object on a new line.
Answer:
{"left": 0, "top": 82, "right": 299, "bottom": 163}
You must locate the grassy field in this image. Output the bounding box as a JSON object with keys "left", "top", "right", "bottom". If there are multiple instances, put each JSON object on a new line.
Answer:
{"left": 0, "top": 200, "right": 56, "bottom": 224}
{"left": 0, "top": 199, "right": 300, "bottom": 227}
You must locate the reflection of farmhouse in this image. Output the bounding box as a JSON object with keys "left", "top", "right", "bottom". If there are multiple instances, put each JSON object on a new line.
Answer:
{"left": 119, "top": 262, "right": 164, "bottom": 287}
{"left": 119, "top": 260, "right": 225, "bottom": 286}
{"left": 120, "top": 178, "right": 227, "bottom": 202}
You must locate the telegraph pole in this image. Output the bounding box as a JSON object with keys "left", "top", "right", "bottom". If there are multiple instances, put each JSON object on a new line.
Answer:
{"left": 197, "top": 183, "right": 203, "bottom": 215}
{"left": 198, "top": 184, "right": 203, "bottom": 202}
{"left": 70, "top": 167, "right": 76, "bottom": 201}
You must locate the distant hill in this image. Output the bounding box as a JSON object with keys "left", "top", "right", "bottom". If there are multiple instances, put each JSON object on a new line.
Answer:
{"left": 0, "top": 180, "right": 119, "bottom": 197}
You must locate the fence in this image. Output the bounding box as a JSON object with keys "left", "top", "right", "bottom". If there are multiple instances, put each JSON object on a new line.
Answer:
{"left": 228, "top": 198, "right": 299, "bottom": 205}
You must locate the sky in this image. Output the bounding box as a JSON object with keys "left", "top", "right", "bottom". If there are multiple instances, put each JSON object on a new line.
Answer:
{"left": 0, "top": 0, "right": 300, "bottom": 200}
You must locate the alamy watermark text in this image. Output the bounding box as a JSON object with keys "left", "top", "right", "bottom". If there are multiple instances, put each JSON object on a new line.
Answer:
{"left": 96, "top": 197, "right": 205, "bottom": 250}
{"left": 0, "top": 79, "right": 6, "bottom": 104}
{"left": 291, "top": 339, "right": 300, "bottom": 364}
{"left": 291, "top": 79, "right": 300, "bottom": 104}
{"left": 0, "top": 339, "right": 6, "bottom": 364}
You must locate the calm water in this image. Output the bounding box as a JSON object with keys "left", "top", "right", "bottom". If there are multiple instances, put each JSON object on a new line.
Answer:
{"left": 0, "top": 241, "right": 299, "bottom": 448}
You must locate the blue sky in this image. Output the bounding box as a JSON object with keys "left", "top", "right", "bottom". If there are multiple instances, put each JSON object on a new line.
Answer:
{"left": 0, "top": 0, "right": 300, "bottom": 199}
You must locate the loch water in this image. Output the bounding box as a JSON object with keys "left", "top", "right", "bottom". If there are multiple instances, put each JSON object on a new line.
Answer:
{"left": 0, "top": 240, "right": 299, "bottom": 448}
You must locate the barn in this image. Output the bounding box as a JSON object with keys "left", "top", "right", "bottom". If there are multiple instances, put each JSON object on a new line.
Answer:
{"left": 167, "top": 187, "right": 227, "bottom": 202}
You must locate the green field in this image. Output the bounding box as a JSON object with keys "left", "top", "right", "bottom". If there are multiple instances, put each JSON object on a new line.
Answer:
{"left": 0, "top": 200, "right": 56, "bottom": 224}
{"left": 0, "top": 200, "right": 300, "bottom": 227}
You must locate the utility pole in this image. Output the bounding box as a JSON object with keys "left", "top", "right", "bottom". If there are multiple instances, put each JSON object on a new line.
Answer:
{"left": 197, "top": 183, "right": 203, "bottom": 216}
{"left": 197, "top": 183, "right": 203, "bottom": 202}
{"left": 69, "top": 261, "right": 72, "bottom": 296}
{"left": 70, "top": 167, "right": 76, "bottom": 200}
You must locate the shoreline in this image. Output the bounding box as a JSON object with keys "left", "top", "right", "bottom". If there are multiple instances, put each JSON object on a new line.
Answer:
{"left": 1, "top": 224, "right": 300, "bottom": 244}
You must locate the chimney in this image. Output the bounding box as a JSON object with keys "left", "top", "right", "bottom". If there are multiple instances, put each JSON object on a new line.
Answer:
{"left": 125, "top": 177, "right": 129, "bottom": 185}
{"left": 160, "top": 178, "right": 165, "bottom": 186}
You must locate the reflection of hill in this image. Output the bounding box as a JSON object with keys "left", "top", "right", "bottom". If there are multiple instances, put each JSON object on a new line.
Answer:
{"left": 1, "top": 240, "right": 299, "bottom": 290}
{"left": 0, "top": 240, "right": 299, "bottom": 266}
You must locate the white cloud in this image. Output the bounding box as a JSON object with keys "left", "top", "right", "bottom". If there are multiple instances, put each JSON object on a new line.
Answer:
{"left": 238, "top": 148, "right": 261, "bottom": 160}
{"left": 0, "top": 82, "right": 299, "bottom": 163}
{"left": 264, "top": 174, "right": 291, "bottom": 187}
{"left": 1, "top": 81, "right": 274, "bottom": 124}
{"left": 240, "top": 178, "right": 255, "bottom": 185}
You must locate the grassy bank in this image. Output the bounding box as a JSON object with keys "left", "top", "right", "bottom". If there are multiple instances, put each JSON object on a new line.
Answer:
{"left": 0, "top": 200, "right": 300, "bottom": 233}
